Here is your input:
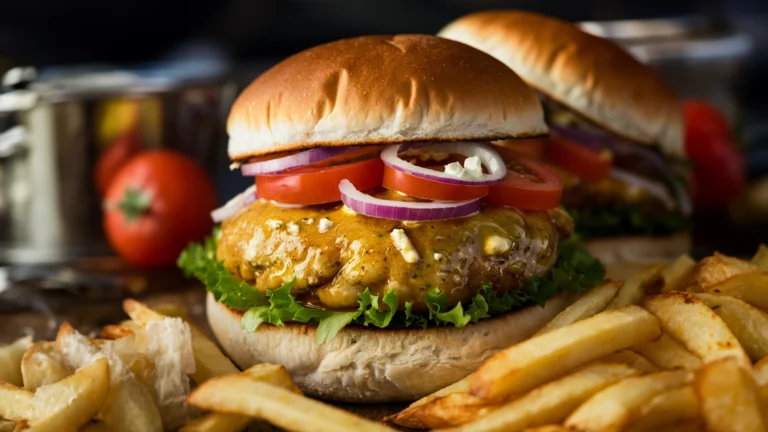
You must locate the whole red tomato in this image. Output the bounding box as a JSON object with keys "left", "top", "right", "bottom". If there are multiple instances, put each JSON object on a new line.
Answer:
{"left": 95, "top": 132, "right": 141, "bottom": 197}
{"left": 684, "top": 100, "right": 746, "bottom": 210}
{"left": 103, "top": 149, "right": 216, "bottom": 268}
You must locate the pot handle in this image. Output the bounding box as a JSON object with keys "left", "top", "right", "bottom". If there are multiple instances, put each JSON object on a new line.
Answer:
{"left": 0, "top": 125, "right": 26, "bottom": 158}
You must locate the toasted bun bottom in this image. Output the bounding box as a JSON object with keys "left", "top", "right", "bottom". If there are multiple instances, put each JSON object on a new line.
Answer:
{"left": 585, "top": 233, "right": 692, "bottom": 280}
{"left": 206, "top": 292, "right": 571, "bottom": 402}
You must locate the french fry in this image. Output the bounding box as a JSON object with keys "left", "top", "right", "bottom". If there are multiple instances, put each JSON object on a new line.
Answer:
{"left": 624, "top": 385, "right": 700, "bottom": 432}
{"left": 641, "top": 292, "right": 750, "bottom": 368}
{"left": 632, "top": 334, "right": 702, "bottom": 370}
{"left": 535, "top": 281, "right": 621, "bottom": 335}
{"left": 80, "top": 422, "right": 109, "bottom": 432}
{"left": 439, "top": 363, "right": 639, "bottom": 432}
{"left": 520, "top": 426, "right": 571, "bottom": 432}
{"left": 653, "top": 422, "right": 707, "bottom": 432}
{"left": 596, "top": 350, "right": 658, "bottom": 373}
{"left": 0, "top": 383, "right": 35, "bottom": 421}
{"left": 470, "top": 306, "right": 660, "bottom": 402}
{"left": 0, "top": 336, "right": 32, "bottom": 386}
{"left": 755, "top": 356, "right": 768, "bottom": 387}
{"left": 0, "top": 421, "right": 16, "bottom": 432}
{"left": 696, "top": 293, "right": 768, "bottom": 361}
{"left": 387, "top": 392, "right": 493, "bottom": 429}
{"left": 409, "top": 374, "right": 474, "bottom": 409}
{"left": 752, "top": 244, "right": 768, "bottom": 271}
{"left": 187, "top": 375, "right": 396, "bottom": 432}
{"left": 694, "top": 358, "right": 767, "bottom": 432}
{"left": 21, "top": 341, "right": 71, "bottom": 390}
{"left": 702, "top": 272, "right": 768, "bottom": 312}
{"left": 565, "top": 370, "right": 689, "bottom": 432}
{"left": 657, "top": 254, "right": 696, "bottom": 293}
{"left": 123, "top": 299, "right": 239, "bottom": 382}
{"left": 180, "top": 363, "right": 303, "bottom": 432}
{"left": 605, "top": 264, "right": 664, "bottom": 310}
{"left": 100, "top": 325, "right": 136, "bottom": 340}
{"left": 98, "top": 378, "right": 164, "bottom": 432}
{"left": 688, "top": 252, "right": 762, "bottom": 292}
{"left": 27, "top": 358, "right": 110, "bottom": 432}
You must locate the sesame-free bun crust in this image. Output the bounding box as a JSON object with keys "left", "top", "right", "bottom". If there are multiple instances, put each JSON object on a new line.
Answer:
{"left": 439, "top": 11, "right": 684, "bottom": 156}
{"left": 206, "top": 292, "right": 571, "bottom": 402}
{"left": 586, "top": 233, "right": 692, "bottom": 280}
{"left": 227, "top": 34, "right": 547, "bottom": 160}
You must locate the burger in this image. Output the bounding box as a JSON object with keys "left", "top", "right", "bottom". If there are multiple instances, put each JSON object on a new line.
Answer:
{"left": 178, "top": 34, "right": 604, "bottom": 402}
{"left": 439, "top": 12, "right": 691, "bottom": 277}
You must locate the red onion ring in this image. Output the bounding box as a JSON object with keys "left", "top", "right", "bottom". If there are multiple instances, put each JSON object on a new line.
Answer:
{"left": 380, "top": 142, "right": 507, "bottom": 186}
{"left": 241, "top": 147, "right": 361, "bottom": 176}
{"left": 339, "top": 180, "right": 480, "bottom": 221}
{"left": 610, "top": 168, "right": 676, "bottom": 210}
{"left": 210, "top": 185, "right": 257, "bottom": 222}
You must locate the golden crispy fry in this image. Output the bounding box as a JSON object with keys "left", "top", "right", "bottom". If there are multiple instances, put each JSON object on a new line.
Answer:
{"left": 641, "top": 292, "right": 750, "bottom": 368}
{"left": 520, "top": 426, "right": 572, "bottom": 432}
{"left": 689, "top": 252, "right": 762, "bottom": 292}
{"left": 0, "top": 383, "right": 34, "bottom": 421}
{"left": 696, "top": 293, "right": 768, "bottom": 361}
{"left": 694, "top": 358, "right": 767, "bottom": 432}
{"left": 0, "top": 421, "right": 17, "bottom": 432}
{"left": 98, "top": 378, "right": 163, "bottom": 432}
{"left": 21, "top": 341, "right": 71, "bottom": 391}
{"left": 596, "top": 350, "right": 658, "bottom": 373}
{"left": 755, "top": 356, "right": 768, "bottom": 387}
{"left": 100, "top": 325, "right": 135, "bottom": 340}
{"left": 187, "top": 375, "right": 395, "bottom": 432}
{"left": 657, "top": 254, "right": 696, "bottom": 293}
{"left": 605, "top": 264, "right": 664, "bottom": 310}
{"left": 653, "top": 422, "right": 707, "bottom": 432}
{"left": 702, "top": 272, "right": 768, "bottom": 313}
{"left": 409, "top": 374, "right": 474, "bottom": 409}
{"left": 180, "top": 363, "right": 303, "bottom": 432}
{"left": 27, "top": 358, "right": 110, "bottom": 432}
{"left": 632, "top": 333, "right": 702, "bottom": 370}
{"left": 565, "top": 370, "right": 689, "bottom": 432}
{"left": 123, "top": 299, "right": 239, "bottom": 382}
{"left": 0, "top": 336, "right": 32, "bottom": 387}
{"left": 470, "top": 306, "right": 660, "bottom": 402}
{"left": 536, "top": 282, "right": 621, "bottom": 335}
{"left": 387, "top": 392, "right": 493, "bottom": 429}
{"left": 79, "top": 422, "right": 109, "bottom": 432}
{"left": 752, "top": 244, "right": 768, "bottom": 271}
{"left": 438, "top": 363, "right": 639, "bottom": 432}
{"left": 624, "top": 385, "right": 700, "bottom": 432}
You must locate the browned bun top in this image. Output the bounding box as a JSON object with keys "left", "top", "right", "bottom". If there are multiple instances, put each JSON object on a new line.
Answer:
{"left": 227, "top": 34, "right": 548, "bottom": 160}
{"left": 438, "top": 11, "right": 684, "bottom": 156}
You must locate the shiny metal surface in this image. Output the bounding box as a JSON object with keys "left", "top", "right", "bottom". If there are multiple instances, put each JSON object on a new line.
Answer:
{"left": 0, "top": 68, "right": 235, "bottom": 264}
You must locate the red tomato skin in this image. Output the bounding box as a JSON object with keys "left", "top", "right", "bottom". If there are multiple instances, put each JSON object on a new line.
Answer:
{"left": 103, "top": 150, "right": 216, "bottom": 268}
{"left": 545, "top": 137, "right": 612, "bottom": 182}
{"left": 485, "top": 157, "right": 564, "bottom": 211}
{"left": 94, "top": 132, "right": 141, "bottom": 197}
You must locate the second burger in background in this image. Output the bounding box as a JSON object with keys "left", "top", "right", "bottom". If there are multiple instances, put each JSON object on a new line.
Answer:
{"left": 178, "top": 35, "right": 604, "bottom": 402}
{"left": 439, "top": 11, "right": 692, "bottom": 276}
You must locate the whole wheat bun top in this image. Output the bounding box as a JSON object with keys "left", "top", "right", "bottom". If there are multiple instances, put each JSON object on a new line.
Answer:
{"left": 227, "top": 34, "right": 548, "bottom": 160}
{"left": 438, "top": 11, "right": 684, "bottom": 156}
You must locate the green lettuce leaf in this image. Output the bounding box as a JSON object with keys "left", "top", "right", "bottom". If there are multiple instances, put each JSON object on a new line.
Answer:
{"left": 178, "top": 233, "right": 604, "bottom": 344}
{"left": 569, "top": 203, "right": 689, "bottom": 238}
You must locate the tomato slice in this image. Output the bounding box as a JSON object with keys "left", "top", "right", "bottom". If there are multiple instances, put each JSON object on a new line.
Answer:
{"left": 256, "top": 157, "right": 384, "bottom": 205}
{"left": 485, "top": 157, "right": 564, "bottom": 211}
{"left": 382, "top": 165, "right": 489, "bottom": 201}
{"left": 546, "top": 137, "right": 612, "bottom": 181}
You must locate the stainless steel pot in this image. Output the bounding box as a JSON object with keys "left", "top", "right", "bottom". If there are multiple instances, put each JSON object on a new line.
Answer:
{"left": 0, "top": 66, "right": 236, "bottom": 264}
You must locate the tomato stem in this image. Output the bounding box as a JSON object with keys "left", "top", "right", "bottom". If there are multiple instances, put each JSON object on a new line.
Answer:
{"left": 117, "top": 187, "right": 151, "bottom": 222}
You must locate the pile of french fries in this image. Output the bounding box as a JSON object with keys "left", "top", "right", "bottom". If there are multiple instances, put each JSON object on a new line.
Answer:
{"left": 2, "top": 246, "right": 768, "bottom": 432}
{"left": 386, "top": 246, "right": 768, "bottom": 432}
{"left": 0, "top": 300, "right": 398, "bottom": 432}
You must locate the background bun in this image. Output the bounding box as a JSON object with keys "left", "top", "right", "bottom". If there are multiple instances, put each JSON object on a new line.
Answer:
{"left": 206, "top": 292, "right": 571, "bottom": 402}
{"left": 439, "top": 11, "right": 684, "bottom": 156}
{"left": 586, "top": 233, "right": 693, "bottom": 280}
{"left": 227, "top": 34, "right": 548, "bottom": 160}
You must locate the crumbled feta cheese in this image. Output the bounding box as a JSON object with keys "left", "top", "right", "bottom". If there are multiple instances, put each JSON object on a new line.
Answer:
{"left": 444, "top": 156, "right": 483, "bottom": 179}
{"left": 391, "top": 229, "right": 420, "bottom": 264}
{"left": 483, "top": 235, "right": 512, "bottom": 256}
{"left": 229, "top": 162, "right": 241, "bottom": 171}
{"left": 463, "top": 156, "right": 483, "bottom": 178}
{"left": 304, "top": 218, "right": 314, "bottom": 224}
{"left": 318, "top": 218, "right": 334, "bottom": 233}
{"left": 433, "top": 252, "right": 445, "bottom": 262}
{"left": 287, "top": 222, "right": 300, "bottom": 235}
{"left": 265, "top": 219, "right": 282, "bottom": 230}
